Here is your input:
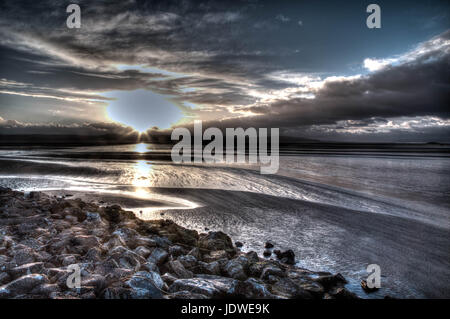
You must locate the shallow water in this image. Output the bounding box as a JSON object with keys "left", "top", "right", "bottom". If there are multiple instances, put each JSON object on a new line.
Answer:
{"left": 0, "top": 143, "right": 449, "bottom": 298}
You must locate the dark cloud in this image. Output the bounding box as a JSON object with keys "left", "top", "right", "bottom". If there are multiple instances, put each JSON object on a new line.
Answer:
{"left": 0, "top": 1, "right": 449, "bottom": 142}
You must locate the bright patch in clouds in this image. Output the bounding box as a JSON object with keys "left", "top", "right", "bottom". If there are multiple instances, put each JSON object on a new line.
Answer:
{"left": 363, "top": 58, "right": 396, "bottom": 71}
{"left": 105, "top": 89, "right": 183, "bottom": 132}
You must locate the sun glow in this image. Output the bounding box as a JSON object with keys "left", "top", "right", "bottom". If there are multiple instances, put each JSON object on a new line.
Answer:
{"left": 132, "top": 160, "right": 153, "bottom": 188}
{"left": 134, "top": 143, "right": 149, "bottom": 153}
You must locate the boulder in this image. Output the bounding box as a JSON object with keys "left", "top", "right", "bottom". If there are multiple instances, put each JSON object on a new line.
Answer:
{"left": 274, "top": 249, "right": 295, "bottom": 265}
{"left": 196, "top": 261, "right": 221, "bottom": 276}
{"left": 198, "top": 231, "right": 234, "bottom": 251}
{"left": 245, "top": 251, "right": 259, "bottom": 263}
{"left": 169, "top": 275, "right": 236, "bottom": 298}
{"left": 227, "top": 278, "right": 275, "bottom": 298}
{"left": 0, "top": 272, "right": 11, "bottom": 286}
{"left": 141, "top": 261, "right": 159, "bottom": 274}
{"left": 9, "top": 262, "right": 45, "bottom": 278}
{"left": 328, "top": 287, "right": 359, "bottom": 299}
{"left": 261, "top": 264, "right": 285, "bottom": 280}
{"left": 265, "top": 242, "right": 274, "bottom": 249}
{"left": 167, "top": 260, "right": 193, "bottom": 279}
{"left": 169, "top": 290, "right": 208, "bottom": 299}
{"left": 148, "top": 248, "right": 168, "bottom": 266}
{"left": 0, "top": 274, "right": 49, "bottom": 298}
{"left": 109, "top": 246, "right": 146, "bottom": 271}
{"left": 269, "top": 277, "right": 313, "bottom": 299}
{"left": 125, "top": 271, "right": 164, "bottom": 299}
{"left": 161, "top": 273, "right": 178, "bottom": 286}
{"left": 134, "top": 246, "right": 152, "bottom": 259}
{"left": 361, "top": 279, "right": 379, "bottom": 292}
{"left": 202, "top": 250, "right": 228, "bottom": 263}
{"left": 157, "top": 220, "right": 198, "bottom": 246}
{"left": 81, "top": 274, "right": 107, "bottom": 294}
{"left": 11, "top": 247, "right": 37, "bottom": 266}
{"left": 314, "top": 273, "right": 347, "bottom": 289}
{"left": 169, "top": 245, "right": 186, "bottom": 257}
{"left": 223, "top": 259, "right": 247, "bottom": 281}
{"left": 187, "top": 247, "right": 201, "bottom": 259}
{"left": 30, "top": 283, "right": 61, "bottom": 297}
{"left": 177, "top": 255, "right": 197, "bottom": 270}
{"left": 70, "top": 235, "right": 100, "bottom": 254}
{"left": 102, "top": 286, "right": 132, "bottom": 299}
{"left": 112, "top": 228, "right": 140, "bottom": 249}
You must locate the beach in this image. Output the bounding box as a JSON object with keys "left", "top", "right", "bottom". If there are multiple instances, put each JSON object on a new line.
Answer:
{"left": 0, "top": 188, "right": 356, "bottom": 299}
{"left": 0, "top": 143, "right": 449, "bottom": 298}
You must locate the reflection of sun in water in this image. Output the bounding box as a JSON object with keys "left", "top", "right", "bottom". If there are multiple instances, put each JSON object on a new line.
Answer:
{"left": 134, "top": 143, "right": 148, "bottom": 153}
{"left": 133, "top": 160, "right": 153, "bottom": 188}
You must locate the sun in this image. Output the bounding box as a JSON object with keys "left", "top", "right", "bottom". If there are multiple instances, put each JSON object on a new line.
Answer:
{"left": 105, "top": 89, "right": 184, "bottom": 132}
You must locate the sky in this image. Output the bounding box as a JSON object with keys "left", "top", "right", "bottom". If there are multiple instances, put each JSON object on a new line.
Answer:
{"left": 0, "top": 0, "right": 449, "bottom": 142}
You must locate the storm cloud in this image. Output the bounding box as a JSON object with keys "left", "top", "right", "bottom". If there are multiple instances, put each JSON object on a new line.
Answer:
{"left": 0, "top": 0, "right": 449, "bottom": 142}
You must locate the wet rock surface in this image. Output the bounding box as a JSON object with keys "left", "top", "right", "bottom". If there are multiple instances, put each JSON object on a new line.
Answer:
{"left": 0, "top": 188, "right": 357, "bottom": 299}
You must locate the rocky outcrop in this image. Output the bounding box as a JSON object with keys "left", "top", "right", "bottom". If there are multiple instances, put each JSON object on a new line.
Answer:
{"left": 0, "top": 188, "right": 358, "bottom": 299}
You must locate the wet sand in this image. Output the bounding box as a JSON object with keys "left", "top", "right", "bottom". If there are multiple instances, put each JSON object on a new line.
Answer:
{"left": 43, "top": 187, "right": 450, "bottom": 298}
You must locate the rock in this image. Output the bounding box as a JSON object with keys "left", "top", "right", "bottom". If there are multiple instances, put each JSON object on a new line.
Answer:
{"left": 296, "top": 281, "right": 325, "bottom": 298}
{"left": 0, "top": 272, "right": 11, "bottom": 285}
{"left": 9, "top": 262, "right": 45, "bottom": 278}
{"left": 65, "top": 215, "right": 78, "bottom": 224}
{"left": 112, "top": 228, "right": 140, "bottom": 249}
{"left": 235, "top": 241, "right": 243, "bottom": 248}
{"left": 70, "top": 235, "right": 100, "bottom": 254}
{"left": 134, "top": 246, "right": 152, "bottom": 259}
{"left": 125, "top": 271, "right": 164, "bottom": 299}
{"left": 198, "top": 231, "right": 234, "bottom": 251}
{"left": 265, "top": 242, "right": 274, "bottom": 249}
{"left": 245, "top": 251, "right": 259, "bottom": 263}
{"left": 361, "top": 279, "right": 379, "bottom": 292}
{"left": 157, "top": 220, "right": 198, "bottom": 246}
{"left": 196, "top": 261, "right": 221, "bottom": 276}
{"left": 314, "top": 273, "right": 347, "bottom": 289}
{"left": 177, "top": 255, "right": 197, "bottom": 270}
{"left": 0, "top": 274, "right": 49, "bottom": 298}
{"left": 169, "top": 290, "right": 208, "bottom": 299}
{"left": 135, "top": 237, "right": 157, "bottom": 248}
{"left": 263, "top": 249, "right": 272, "bottom": 257}
{"left": 228, "top": 278, "right": 275, "bottom": 298}
{"left": 102, "top": 286, "right": 132, "bottom": 299}
{"left": 141, "top": 261, "right": 159, "bottom": 274}
{"left": 81, "top": 274, "right": 107, "bottom": 294}
{"left": 223, "top": 259, "right": 247, "bottom": 281}
{"left": 169, "top": 275, "right": 237, "bottom": 298}
{"left": 30, "top": 283, "right": 61, "bottom": 297}
{"left": 169, "top": 245, "right": 185, "bottom": 257}
{"left": 203, "top": 250, "right": 228, "bottom": 263}
{"left": 260, "top": 264, "right": 285, "bottom": 280}
{"left": 61, "top": 255, "right": 77, "bottom": 266}
{"left": 153, "top": 236, "right": 172, "bottom": 249}
{"left": 274, "top": 249, "right": 295, "bottom": 265}
{"left": 168, "top": 260, "right": 193, "bottom": 279}
{"left": 83, "top": 247, "right": 102, "bottom": 263}
{"left": 148, "top": 247, "right": 168, "bottom": 266}
{"left": 101, "top": 205, "right": 126, "bottom": 224}
{"left": 187, "top": 247, "right": 201, "bottom": 259}
{"left": 328, "top": 287, "right": 359, "bottom": 299}
{"left": 161, "top": 273, "right": 178, "bottom": 286}
{"left": 269, "top": 277, "right": 313, "bottom": 299}
{"left": 11, "top": 247, "right": 37, "bottom": 266}
{"left": 81, "top": 291, "right": 97, "bottom": 299}
{"left": 85, "top": 212, "right": 101, "bottom": 222}
{"left": 109, "top": 246, "right": 146, "bottom": 271}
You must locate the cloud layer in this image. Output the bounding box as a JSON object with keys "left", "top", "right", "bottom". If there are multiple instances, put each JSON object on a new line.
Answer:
{"left": 0, "top": 0, "right": 449, "bottom": 142}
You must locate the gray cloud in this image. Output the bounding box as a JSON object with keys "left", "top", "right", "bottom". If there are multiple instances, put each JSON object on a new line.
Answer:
{"left": 0, "top": 1, "right": 449, "bottom": 142}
